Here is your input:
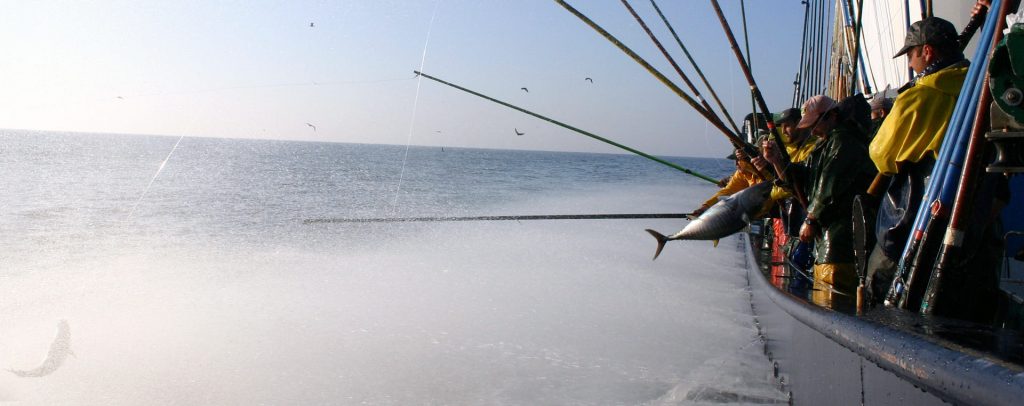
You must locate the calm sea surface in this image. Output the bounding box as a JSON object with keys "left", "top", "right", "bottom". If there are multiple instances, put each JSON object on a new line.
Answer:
{"left": 0, "top": 131, "right": 785, "bottom": 404}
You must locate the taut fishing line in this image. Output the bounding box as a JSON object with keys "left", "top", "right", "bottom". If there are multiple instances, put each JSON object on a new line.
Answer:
{"left": 126, "top": 134, "right": 185, "bottom": 220}
{"left": 390, "top": 0, "right": 441, "bottom": 213}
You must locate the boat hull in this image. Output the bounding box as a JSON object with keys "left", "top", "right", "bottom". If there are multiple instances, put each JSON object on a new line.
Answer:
{"left": 741, "top": 234, "right": 1024, "bottom": 405}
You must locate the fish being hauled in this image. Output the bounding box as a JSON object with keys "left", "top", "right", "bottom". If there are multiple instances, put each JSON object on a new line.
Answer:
{"left": 8, "top": 320, "right": 74, "bottom": 378}
{"left": 645, "top": 181, "right": 772, "bottom": 260}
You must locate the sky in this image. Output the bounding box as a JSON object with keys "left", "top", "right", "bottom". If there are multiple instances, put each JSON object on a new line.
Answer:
{"left": 0, "top": 0, "right": 808, "bottom": 158}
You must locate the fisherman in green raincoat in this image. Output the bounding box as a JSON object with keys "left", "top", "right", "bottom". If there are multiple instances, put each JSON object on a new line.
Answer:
{"left": 765, "top": 95, "right": 877, "bottom": 295}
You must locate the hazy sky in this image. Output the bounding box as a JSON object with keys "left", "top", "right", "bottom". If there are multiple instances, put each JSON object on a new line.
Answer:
{"left": 0, "top": 1, "right": 808, "bottom": 158}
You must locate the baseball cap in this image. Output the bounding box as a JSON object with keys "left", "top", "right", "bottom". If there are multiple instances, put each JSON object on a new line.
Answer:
{"left": 893, "top": 17, "right": 958, "bottom": 58}
{"left": 773, "top": 108, "right": 801, "bottom": 124}
{"left": 797, "top": 95, "right": 838, "bottom": 130}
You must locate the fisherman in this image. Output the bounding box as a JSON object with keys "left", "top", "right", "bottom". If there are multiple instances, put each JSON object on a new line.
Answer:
{"left": 692, "top": 148, "right": 766, "bottom": 217}
{"left": 755, "top": 108, "right": 819, "bottom": 276}
{"left": 764, "top": 95, "right": 876, "bottom": 296}
{"left": 868, "top": 96, "right": 894, "bottom": 141}
{"left": 864, "top": 14, "right": 980, "bottom": 303}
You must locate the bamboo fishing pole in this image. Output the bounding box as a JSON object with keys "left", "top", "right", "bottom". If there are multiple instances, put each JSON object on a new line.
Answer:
{"left": 619, "top": 0, "right": 735, "bottom": 137}
{"left": 304, "top": 213, "right": 694, "bottom": 224}
{"left": 648, "top": 0, "right": 743, "bottom": 136}
{"left": 707, "top": 0, "right": 806, "bottom": 208}
{"left": 921, "top": 0, "right": 1009, "bottom": 315}
{"left": 552, "top": 0, "right": 757, "bottom": 158}
{"left": 412, "top": 71, "right": 719, "bottom": 184}
{"left": 707, "top": 0, "right": 778, "bottom": 142}
{"left": 849, "top": 0, "right": 867, "bottom": 96}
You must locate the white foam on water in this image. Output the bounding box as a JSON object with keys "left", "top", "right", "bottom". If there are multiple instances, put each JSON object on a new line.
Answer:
{"left": 0, "top": 182, "right": 783, "bottom": 404}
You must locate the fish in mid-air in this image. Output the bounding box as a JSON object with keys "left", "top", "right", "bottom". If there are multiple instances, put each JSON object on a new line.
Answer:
{"left": 645, "top": 181, "right": 772, "bottom": 260}
{"left": 8, "top": 320, "right": 74, "bottom": 378}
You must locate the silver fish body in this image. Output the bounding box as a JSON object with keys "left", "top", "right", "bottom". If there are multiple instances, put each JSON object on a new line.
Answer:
{"left": 646, "top": 181, "right": 772, "bottom": 259}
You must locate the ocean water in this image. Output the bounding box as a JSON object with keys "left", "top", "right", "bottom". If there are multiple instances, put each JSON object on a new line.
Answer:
{"left": 0, "top": 131, "right": 786, "bottom": 405}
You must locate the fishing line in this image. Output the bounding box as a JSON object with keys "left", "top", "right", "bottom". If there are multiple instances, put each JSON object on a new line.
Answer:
{"left": 390, "top": 0, "right": 440, "bottom": 213}
{"left": 119, "top": 76, "right": 417, "bottom": 100}
{"left": 126, "top": 134, "right": 185, "bottom": 220}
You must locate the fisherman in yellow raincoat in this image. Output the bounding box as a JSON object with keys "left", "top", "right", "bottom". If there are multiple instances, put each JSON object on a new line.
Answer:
{"left": 864, "top": 16, "right": 973, "bottom": 302}
{"left": 692, "top": 147, "right": 768, "bottom": 217}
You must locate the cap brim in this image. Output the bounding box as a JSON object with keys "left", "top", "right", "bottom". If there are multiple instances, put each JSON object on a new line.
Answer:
{"left": 893, "top": 44, "right": 914, "bottom": 58}
{"left": 796, "top": 113, "right": 819, "bottom": 130}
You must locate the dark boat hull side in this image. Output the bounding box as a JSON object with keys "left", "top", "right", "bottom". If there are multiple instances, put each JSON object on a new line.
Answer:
{"left": 742, "top": 234, "right": 1024, "bottom": 406}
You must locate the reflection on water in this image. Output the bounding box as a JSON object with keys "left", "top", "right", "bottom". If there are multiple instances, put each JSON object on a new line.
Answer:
{"left": 0, "top": 131, "right": 788, "bottom": 404}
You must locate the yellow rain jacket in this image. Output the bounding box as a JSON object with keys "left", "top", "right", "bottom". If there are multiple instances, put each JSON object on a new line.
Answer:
{"left": 869, "top": 66, "right": 968, "bottom": 175}
{"left": 768, "top": 132, "right": 819, "bottom": 203}
{"left": 699, "top": 161, "right": 765, "bottom": 210}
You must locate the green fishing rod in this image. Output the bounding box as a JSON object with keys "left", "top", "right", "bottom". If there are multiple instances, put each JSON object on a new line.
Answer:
{"left": 553, "top": 0, "right": 758, "bottom": 159}
{"left": 304, "top": 213, "right": 694, "bottom": 224}
{"left": 413, "top": 71, "right": 719, "bottom": 185}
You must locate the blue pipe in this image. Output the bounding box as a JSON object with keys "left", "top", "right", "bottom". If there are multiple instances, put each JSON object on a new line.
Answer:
{"left": 894, "top": 0, "right": 1000, "bottom": 278}
{"left": 916, "top": 3, "right": 996, "bottom": 218}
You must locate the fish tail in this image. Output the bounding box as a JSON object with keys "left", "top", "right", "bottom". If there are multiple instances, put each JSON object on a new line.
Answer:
{"left": 645, "top": 229, "right": 670, "bottom": 260}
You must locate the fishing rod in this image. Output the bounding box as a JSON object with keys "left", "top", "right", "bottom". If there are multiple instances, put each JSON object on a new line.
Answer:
{"left": 707, "top": 0, "right": 786, "bottom": 161}
{"left": 740, "top": 0, "right": 762, "bottom": 138}
{"left": 795, "top": 0, "right": 811, "bottom": 105}
{"left": 707, "top": 0, "right": 807, "bottom": 207}
{"left": 619, "top": 0, "right": 735, "bottom": 137}
{"left": 412, "top": 71, "right": 720, "bottom": 184}
{"left": 304, "top": 213, "right": 694, "bottom": 224}
{"left": 552, "top": 0, "right": 759, "bottom": 160}
{"left": 958, "top": 3, "right": 990, "bottom": 50}
{"left": 886, "top": 0, "right": 1003, "bottom": 308}
{"left": 648, "top": 0, "right": 744, "bottom": 136}
{"left": 921, "top": 0, "right": 1010, "bottom": 315}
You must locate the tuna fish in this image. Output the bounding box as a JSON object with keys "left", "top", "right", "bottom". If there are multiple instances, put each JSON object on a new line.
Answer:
{"left": 646, "top": 181, "right": 773, "bottom": 260}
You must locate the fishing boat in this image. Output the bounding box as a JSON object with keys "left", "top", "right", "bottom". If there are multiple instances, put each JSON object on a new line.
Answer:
{"left": 739, "top": 1, "right": 1024, "bottom": 404}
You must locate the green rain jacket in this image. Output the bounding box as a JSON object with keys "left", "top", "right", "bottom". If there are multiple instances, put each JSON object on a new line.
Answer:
{"left": 792, "top": 120, "right": 877, "bottom": 264}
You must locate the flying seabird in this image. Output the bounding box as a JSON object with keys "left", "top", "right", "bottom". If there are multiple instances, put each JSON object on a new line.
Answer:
{"left": 306, "top": 123, "right": 317, "bottom": 132}
{"left": 515, "top": 128, "right": 524, "bottom": 136}
{"left": 310, "top": 22, "right": 315, "bottom": 27}
{"left": 520, "top": 87, "right": 529, "bottom": 93}
{"left": 585, "top": 77, "right": 593, "bottom": 83}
